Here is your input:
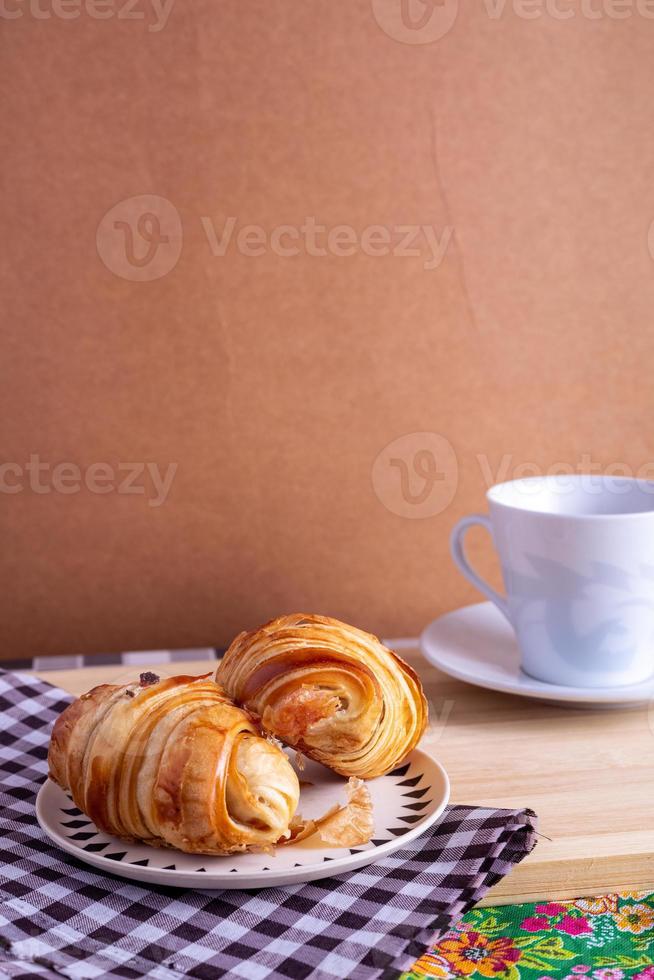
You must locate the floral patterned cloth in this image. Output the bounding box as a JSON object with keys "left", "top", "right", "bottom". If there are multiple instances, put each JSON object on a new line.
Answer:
{"left": 403, "top": 892, "right": 654, "bottom": 980}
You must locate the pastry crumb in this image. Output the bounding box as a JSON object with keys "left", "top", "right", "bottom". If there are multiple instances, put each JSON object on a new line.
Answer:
{"left": 283, "top": 777, "right": 373, "bottom": 848}
{"left": 317, "top": 778, "right": 374, "bottom": 847}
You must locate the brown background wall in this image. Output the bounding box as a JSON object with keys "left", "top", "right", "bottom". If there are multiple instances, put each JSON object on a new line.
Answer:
{"left": 2, "top": 0, "right": 653, "bottom": 658}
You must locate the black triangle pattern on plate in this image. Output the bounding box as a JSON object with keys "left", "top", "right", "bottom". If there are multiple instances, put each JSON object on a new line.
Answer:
{"left": 397, "top": 775, "right": 422, "bottom": 787}
{"left": 52, "top": 758, "right": 437, "bottom": 880}
{"left": 229, "top": 869, "right": 237, "bottom": 873}
{"left": 404, "top": 800, "right": 431, "bottom": 811}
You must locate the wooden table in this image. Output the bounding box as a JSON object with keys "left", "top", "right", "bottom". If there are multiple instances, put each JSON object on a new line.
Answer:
{"left": 32, "top": 647, "right": 654, "bottom": 907}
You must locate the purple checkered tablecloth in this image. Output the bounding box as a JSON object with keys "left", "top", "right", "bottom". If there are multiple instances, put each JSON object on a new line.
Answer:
{"left": 0, "top": 669, "right": 537, "bottom": 979}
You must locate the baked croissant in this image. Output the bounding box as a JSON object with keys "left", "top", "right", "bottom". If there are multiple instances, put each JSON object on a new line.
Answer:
{"left": 48, "top": 672, "right": 300, "bottom": 855}
{"left": 216, "top": 614, "right": 428, "bottom": 779}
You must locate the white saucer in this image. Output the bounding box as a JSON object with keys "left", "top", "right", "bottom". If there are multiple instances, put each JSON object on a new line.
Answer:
{"left": 420, "top": 602, "right": 654, "bottom": 707}
{"left": 36, "top": 750, "right": 449, "bottom": 889}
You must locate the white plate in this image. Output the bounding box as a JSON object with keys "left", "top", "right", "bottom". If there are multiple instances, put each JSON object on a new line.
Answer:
{"left": 421, "top": 602, "right": 654, "bottom": 707}
{"left": 36, "top": 750, "right": 449, "bottom": 888}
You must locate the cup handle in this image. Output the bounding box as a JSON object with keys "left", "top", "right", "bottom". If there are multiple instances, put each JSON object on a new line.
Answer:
{"left": 450, "top": 514, "right": 511, "bottom": 622}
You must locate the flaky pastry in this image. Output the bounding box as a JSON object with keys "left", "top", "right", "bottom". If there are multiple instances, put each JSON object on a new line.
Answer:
{"left": 216, "top": 614, "right": 428, "bottom": 779}
{"left": 48, "top": 672, "right": 300, "bottom": 855}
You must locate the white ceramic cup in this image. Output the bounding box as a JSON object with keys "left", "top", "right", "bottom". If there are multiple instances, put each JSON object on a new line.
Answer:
{"left": 450, "top": 474, "right": 654, "bottom": 688}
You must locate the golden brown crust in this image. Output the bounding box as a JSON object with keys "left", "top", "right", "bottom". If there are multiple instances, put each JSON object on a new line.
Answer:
{"left": 47, "top": 674, "right": 300, "bottom": 855}
{"left": 216, "top": 614, "right": 428, "bottom": 778}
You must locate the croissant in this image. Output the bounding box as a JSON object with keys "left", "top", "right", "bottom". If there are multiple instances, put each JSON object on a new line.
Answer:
{"left": 48, "top": 672, "right": 300, "bottom": 855}
{"left": 216, "top": 614, "right": 428, "bottom": 779}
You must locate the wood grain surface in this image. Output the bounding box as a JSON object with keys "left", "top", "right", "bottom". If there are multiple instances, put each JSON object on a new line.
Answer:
{"left": 33, "top": 648, "right": 654, "bottom": 906}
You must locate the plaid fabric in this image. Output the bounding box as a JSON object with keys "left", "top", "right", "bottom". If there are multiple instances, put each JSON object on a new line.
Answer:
{"left": 0, "top": 669, "right": 537, "bottom": 980}
{"left": 0, "top": 649, "right": 220, "bottom": 673}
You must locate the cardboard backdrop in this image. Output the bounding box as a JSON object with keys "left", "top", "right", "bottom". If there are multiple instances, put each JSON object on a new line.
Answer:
{"left": 2, "top": 0, "right": 654, "bottom": 658}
